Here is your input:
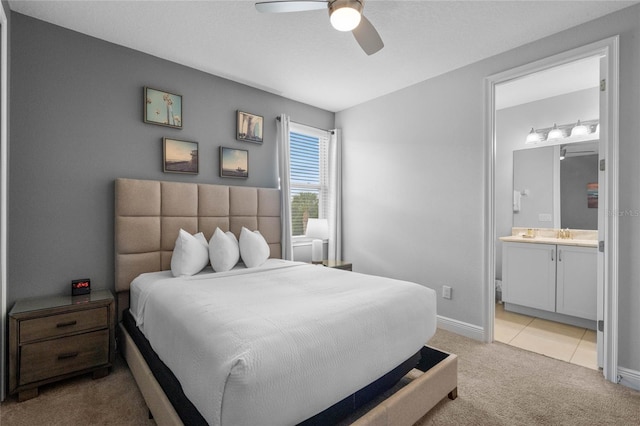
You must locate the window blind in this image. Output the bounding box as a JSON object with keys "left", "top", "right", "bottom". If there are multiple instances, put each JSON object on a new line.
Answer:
{"left": 289, "top": 125, "right": 330, "bottom": 236}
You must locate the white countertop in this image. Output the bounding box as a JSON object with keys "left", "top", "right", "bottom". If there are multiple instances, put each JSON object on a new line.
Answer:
{"left": 499, "top": 235, "right": 597, "bottom": 248}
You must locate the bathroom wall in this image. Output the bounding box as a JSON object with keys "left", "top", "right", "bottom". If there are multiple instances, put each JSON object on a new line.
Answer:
{"left": 495, "top": 87, "right": 599, "bottom": 279}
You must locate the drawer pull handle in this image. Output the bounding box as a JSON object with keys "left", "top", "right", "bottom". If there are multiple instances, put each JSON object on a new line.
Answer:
{"left": 57, "top": 352, "right": 79, "bottom": 360}
{"left": 56, "top": 320, "right": 77, "bottom": 328}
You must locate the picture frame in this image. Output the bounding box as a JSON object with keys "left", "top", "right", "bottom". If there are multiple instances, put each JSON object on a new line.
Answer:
{"left": 144, "top": 87, "right": 183, "bottom": 129}
{"left": 220, "top": 146, "right": 249, "bottom": 178}
{"left": 587, "top": 182, "right": 598, "bottom": 208}
{"left": 163, "top": 138, "right": 198, "bottom": 174}
{"left": 236, "top": 111, "right": 263, "bottom": 144}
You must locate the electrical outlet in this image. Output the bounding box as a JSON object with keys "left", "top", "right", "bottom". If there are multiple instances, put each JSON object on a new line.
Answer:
{"left": 539, "top": 213, "right": 552, "bottom": 222}
{"left": 442, "top": 285, "right": 452, "bottom": 300}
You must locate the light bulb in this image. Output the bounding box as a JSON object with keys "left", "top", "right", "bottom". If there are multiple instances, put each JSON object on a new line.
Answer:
{"left": 547, "top": 123, "right": 564, "bottom": 140}
{"left": 570, "top": 120, "right": 589, "bottom": 137}
{"left": 525, "top": 127, "right": 541, "bottom": 144}
{"left": 330, "top": 6, "right": 361, "bottom": 31}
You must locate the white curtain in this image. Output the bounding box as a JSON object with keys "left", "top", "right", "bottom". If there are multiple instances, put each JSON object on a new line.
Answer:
{"left": 276, "top": 114, "right": 293, "bottom": 260}
{"left": 328, "top": 129, "right": 343, "bottom": 261}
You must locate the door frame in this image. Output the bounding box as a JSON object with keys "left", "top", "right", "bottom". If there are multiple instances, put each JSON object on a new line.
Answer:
{"left": 483, "top": 36, "right": 619, "bottom": 382}
{"left": 0, "top": 3, "right": 8, "bottom": 401}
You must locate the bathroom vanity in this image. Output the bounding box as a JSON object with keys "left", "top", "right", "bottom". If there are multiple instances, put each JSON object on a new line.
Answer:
{"left": 500, "top": 229, "right": 597, "bottom": 329}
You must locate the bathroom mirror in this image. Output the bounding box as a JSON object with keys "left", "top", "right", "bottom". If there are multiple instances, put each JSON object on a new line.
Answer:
{"left": 512, "top": 141, "right": 598, "bottom": 230}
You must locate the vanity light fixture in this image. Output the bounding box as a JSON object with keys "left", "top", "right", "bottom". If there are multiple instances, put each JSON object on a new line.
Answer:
{"left": 570, "top": 119, "right": 590, "bottom": 137}
{"left": 546, "top": 123, "right": 564, "bottom": 141}
{"left": 525, "top": 119, "right": 599, "bottom": 145}
{"left": 525, "top": 128, "right": 542, "bottom": 144}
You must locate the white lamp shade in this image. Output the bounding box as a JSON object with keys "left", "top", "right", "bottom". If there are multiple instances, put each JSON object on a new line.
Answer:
{"left": 525, "top": 128, "right": 541, "bottom": 144}
{"left": 546, "top": 124, "right": 564, "bottom": 140}
{"left": 306, "top": 218, "right": 329, "bottom": 240}
{"left": 570, "top": 120, "right": 589, "bottom": 137}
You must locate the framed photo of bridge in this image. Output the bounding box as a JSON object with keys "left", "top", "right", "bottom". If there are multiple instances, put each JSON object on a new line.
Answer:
{"left": 236, "top": 111, "right": 263, "bottom": 144}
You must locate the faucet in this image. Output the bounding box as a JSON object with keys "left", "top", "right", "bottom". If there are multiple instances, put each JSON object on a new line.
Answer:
{"left": 558, "top": 228, "right": 571, "bottom": 239}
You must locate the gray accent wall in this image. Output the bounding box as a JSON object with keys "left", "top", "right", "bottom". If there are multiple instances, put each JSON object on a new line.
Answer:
{"left": 8, "top": 13, "right": 334, "bottom": 307}
{"left": 336, "top": 4, "right": 640, "bottom": 374}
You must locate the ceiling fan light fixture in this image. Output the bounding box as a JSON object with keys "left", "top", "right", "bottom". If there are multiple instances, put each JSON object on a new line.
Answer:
{"left": 329, "top": 0, "right": 363, "bottom": 32}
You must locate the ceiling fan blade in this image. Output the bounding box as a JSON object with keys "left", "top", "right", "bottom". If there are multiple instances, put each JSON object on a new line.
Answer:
{"left": 352, "top": 15, "right": 384, "bottom": 55}
{"left": 255, "top": 1, "right": 328, "bottom": 13}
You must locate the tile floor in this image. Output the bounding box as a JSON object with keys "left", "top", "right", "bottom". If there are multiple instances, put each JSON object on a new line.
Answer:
{"left": 494, "top": 303, "right": 598, "bottom": 370}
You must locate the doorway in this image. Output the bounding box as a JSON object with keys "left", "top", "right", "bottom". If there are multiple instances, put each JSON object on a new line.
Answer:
{"left": 484, "top": 37, "right": 619, "bottom": 383}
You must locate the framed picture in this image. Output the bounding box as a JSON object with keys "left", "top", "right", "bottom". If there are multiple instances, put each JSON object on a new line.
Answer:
{"left": 587, "top": 182, "right": 598, "bottom": 208}
{"left": 220, "top": 146, "right": 248, "bottom": 178}
{"left": 163, "top": 138, "right": 198, "bottom": 174}
{"left": 144, "top": 87, "right": 183, "bottom": 129}
{"left": 237, "top": 111, "right": 263, "bottom": 144}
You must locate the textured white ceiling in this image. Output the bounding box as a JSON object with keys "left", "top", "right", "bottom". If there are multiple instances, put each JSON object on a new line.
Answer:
{"left": 9, "top": 0, "right": 637, "bottom": 112}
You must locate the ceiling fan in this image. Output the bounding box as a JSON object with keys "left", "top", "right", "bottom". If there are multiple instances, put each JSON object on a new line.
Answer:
{"left": 255, "top": 0, "right": 384, "bottom": 55}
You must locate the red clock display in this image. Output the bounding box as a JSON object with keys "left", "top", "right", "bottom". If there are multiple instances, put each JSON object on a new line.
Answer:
{"left": 71, "top": 278, "right": 91, "bottom": 296}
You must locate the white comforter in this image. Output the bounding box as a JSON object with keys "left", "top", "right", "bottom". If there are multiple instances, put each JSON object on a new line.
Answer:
{"left": 130, "top": 259, "right": 437, "bottom": 426}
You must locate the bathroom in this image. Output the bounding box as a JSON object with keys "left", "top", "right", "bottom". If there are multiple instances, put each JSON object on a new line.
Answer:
{"left": 494, "top": 56, "right": 601, "bottom": 370}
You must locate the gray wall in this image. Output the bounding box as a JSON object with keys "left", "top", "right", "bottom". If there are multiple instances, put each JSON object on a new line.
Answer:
{"left": 336, "top": 4, "right": 640, "bottom": 373}
{"left": 561, "top": 154, "right": 598, "bottom": 230}
{"left": 7, "top": 13, "right": 334, "bottom": 307}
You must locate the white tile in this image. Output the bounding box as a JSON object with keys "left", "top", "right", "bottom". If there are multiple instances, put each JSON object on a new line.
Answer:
{"left": 508, "top": 318, "right": 583, "bottom": 362}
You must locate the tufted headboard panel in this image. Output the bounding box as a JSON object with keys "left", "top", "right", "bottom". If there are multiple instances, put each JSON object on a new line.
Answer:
{"left": 114, "top": 178, "right": 281, "bottom": 296}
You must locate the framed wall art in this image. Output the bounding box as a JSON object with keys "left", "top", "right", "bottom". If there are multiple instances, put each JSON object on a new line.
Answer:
{"left": 587, "top": 182, "right": 598, "bottom": 208}
{"left": 163, "top": 138, "right": 198, "bottom": 174}
{"left": 220, "top": 146, "right": 249, "bottom": 178}
{"left": 144, "top": 87, "right": 183, "bottom": 129}
{"left": 236, "top": 111, "right": 263, "bottom": 144}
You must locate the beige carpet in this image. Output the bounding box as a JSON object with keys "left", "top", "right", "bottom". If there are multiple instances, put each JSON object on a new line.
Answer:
{"left": 1, "top": 328, "right": 638, "bottom": 425}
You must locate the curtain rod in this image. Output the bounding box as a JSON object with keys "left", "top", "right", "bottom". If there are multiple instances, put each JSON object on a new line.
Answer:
{"left": 276, "top": 116, "right": 335, "bottom": 135}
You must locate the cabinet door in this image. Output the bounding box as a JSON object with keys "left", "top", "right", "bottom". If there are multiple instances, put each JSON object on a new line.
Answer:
{"left": 502, "top": 242, "right": 556, "bottom": 311}
{"left": 556, "top": 246, "right": 597, "bottom": 320}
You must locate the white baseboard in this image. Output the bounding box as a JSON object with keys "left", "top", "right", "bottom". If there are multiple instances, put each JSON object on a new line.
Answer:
{"left": 437, "top": 315, "right": 484, "bottom": 341}
{"left": 617, "top": 366, "right": 640, "bottom": 391}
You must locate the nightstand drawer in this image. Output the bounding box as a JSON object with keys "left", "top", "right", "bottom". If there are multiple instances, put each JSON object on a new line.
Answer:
{"left": 19, "top": 329, "right": 109, "bottom": 386}
{"left": 20, "top": 307, "right": 108, "bottom": 343}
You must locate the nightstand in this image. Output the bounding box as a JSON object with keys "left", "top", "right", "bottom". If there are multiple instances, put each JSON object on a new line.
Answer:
{"left": 9, "top": 289, "right": 115, "bottom": 401}
{"left": 322, "top": 260, "right": 352, "bottom": 271}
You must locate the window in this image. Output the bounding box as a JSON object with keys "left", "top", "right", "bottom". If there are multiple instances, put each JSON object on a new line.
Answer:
{"left": 289, "top": 124, "right": 330, "bottom": 237}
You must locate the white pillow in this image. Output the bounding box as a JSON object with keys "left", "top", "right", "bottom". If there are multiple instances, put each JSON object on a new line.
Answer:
{"left": 170, "top": 229, "right": 209, "bottom": 277}
{"left": 239, "top": 227, "right": 269, "bottom": 268}
{"left": 209, "top": 228, "right": 240, "bottom": 272}
{"left": 194, "top": 232, "right": 208, "bottom": 248}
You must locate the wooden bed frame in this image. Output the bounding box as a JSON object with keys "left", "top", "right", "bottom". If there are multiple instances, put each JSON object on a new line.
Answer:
{"left": 114, "top": 178, "right": 457, "bottom": 425}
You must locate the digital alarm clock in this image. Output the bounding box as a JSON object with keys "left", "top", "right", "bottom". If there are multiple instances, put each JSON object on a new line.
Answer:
{"left": 71, "top": 278, "right": 91, "bottom": 296}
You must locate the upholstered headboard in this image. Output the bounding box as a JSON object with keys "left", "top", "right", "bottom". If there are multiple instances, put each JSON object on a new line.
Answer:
{"left": 114, "top": 178, "right": 281, "bottom": 314}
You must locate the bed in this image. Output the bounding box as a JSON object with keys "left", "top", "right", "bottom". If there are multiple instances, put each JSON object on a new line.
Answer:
{"left": 114, "top": 178, "right": 457, "bottom": 425}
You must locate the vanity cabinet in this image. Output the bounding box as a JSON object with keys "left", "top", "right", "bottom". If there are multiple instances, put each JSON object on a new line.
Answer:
{"left": 502, "top": 242, "right": 596, "bottom": 321}
{"left": 502, "top": 242, "right": 557, "bottom": 312}
{"left": 556, "top": 245, "right": 597, "bottom": 320}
